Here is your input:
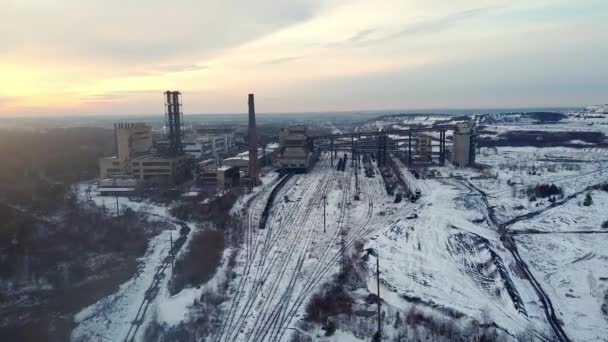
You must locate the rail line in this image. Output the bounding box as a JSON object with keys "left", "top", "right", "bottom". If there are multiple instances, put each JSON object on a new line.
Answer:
{"left": 273, "top": 162, "right": 380, "bottom": 341}
{"left": 218, "top": 174, "right": 300, "bottom": 341}
{"left": 246, "top": 160, "right": 338, "bottom": 341}
{"left": 217, "top": 181, "right": 283, "bottom": 341}
{"left": 254, "top": 160, "right": 348, "bottom": 341}
{"left": 220, "top": 156, "right": 334, "bottom": 342}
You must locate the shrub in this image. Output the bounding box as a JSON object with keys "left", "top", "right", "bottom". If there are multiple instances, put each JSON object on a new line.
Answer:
{"left": 602, "top": 220, "right": 608, "bottom": 229}
{"left": 169, "top": 230, "right": 225, "bottom": 295}
{"left": 324, "top": 320, "right": 336, "bottom": 336}
{"left": 526, "top": 183, "right": 563, "bottom": 199}
{"left": 583, "top": 193, "right": 593, "bottom": 206}
{"left": 306, "top": 284, "right": 353, "bottom": 323}
{"left": 394, "top": 193, "right": 403, "bottom": 203}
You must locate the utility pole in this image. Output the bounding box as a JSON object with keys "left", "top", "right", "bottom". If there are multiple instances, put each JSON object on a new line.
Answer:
{"left": 330, "top": 138, "right": 334, "bottom": 167}
{"left": 351, "top": 136, "right": 355, "bottom": 167}
{"left": 377, "top": 136, "right": 382, "bottom": 167}
{"left": 408, "top": 130, "right": 412, "bottom": 167}
{"left": 115, "top": 195, "right": 119, "bottom": 216}
{"left": 170, "top": 232, "right": 174, "bottom": 271}
{"left": 322, "top": 195, "right": 327, "bottom": 233}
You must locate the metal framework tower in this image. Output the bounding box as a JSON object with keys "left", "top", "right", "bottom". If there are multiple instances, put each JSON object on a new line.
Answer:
{"left": 164, "top": 91, "right": 184, "bottom": 156}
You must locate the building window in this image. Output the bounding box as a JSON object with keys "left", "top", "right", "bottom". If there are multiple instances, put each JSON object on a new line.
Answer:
{"left": 141, "top": 161, "right": 171, "bottom": 166}
{"left": 112, "top": 162, "right": 120, "bottom": 166}
{"left": 142, "top": 168, "right": 171, "bottom": 173}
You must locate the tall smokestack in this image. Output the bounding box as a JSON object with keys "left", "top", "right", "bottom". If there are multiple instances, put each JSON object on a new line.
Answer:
{"left": 248, "top": 94, "right": 260, "bottom": 185}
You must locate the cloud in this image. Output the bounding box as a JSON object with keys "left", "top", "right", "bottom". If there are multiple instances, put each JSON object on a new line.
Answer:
{"left": 361, "top": 6, "right": 500, "bottom": 45}
{"left": 326, "top": 28, "right": 377, "bottom": 48}
{"left": 81, "top": 90, "right": 160, "bottom": 104}
{"left": 258, "top": 56, "right": 304, "bottom": 65}
{"left": 0, "top": 0, "right": 323, "bottom": 66}
{"left": 346, "top": 28, "right": 377, "bottom": 44}
{"left": 156, "top": 64, "right": 208, "bottom": 73}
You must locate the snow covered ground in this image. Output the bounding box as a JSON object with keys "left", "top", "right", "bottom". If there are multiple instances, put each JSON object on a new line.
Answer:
{"left": 71, "top": 184, "right": 197, "bottom": 342}
{"left": 70, "top": 108, "right": 608, "bottom": 341}
{"left": 509, "top": 189, "right": 608, "bottom": 233}
{"left": 472, "top": 146, "right": 608, "bottom": 223}
{"left": 364, "top": 172, "right": 551, "bottom": 339}
{"left": 217, "top": 145, "right": 607, "bottom": 341}
{"left": 515, "top": 233, "right": 608, "bottom": 341}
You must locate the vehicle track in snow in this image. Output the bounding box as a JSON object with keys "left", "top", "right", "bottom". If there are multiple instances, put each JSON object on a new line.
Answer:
{"left": 487, "top": 164, "right": 608, "bottom": 198}
{"left": 462, "top": 179, "right": 571, "bottom": 342}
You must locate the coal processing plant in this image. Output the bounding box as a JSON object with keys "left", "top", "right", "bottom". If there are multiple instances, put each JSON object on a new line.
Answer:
{"left": 97, "top": 91, "right": 476, "bottom": 198}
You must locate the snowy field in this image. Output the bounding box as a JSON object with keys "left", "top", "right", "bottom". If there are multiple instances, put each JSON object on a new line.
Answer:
{"left": 472, "top": 146, "right": 608, "bottom": 223}
{"left": 509, "top": 189, "right": 608, "bottom": 233}
{"left": 364, "top": 172, "right": 552, "bottom": 340}
{"left": 515, "top": 234, "right": 608, "bottom": 341}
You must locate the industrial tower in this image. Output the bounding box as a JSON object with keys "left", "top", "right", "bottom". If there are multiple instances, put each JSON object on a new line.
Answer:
{"left": 248, "top": 94, "right": 260, "bottom": 185}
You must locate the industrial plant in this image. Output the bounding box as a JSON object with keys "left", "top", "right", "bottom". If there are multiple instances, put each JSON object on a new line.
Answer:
{"left": 97, "top": 92, "right": 478, "bottom": 197}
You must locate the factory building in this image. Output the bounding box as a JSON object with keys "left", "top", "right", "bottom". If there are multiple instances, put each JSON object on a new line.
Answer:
{"left": 130, "top": 155, "right": 190, "bottom": 184}
{"left": 99, "top": 123, "right": 153, "bottom": 178}
{"left": 100, "top": 127, "right": 190, "bottom": 185}
{"left": 99, "top": 91, "right": 193, "bottom": 186}
{"left": 184, "top": 127, "right": 236, "bottom": 159}
{"left": 415, "top": 135, "right": 433, "bottom": 162}
{"left": 278, "top": 126, "right": 316, "bottom": 171}
{"left": 200, "top": 165, "right": 240, "bottom": 188}
{"left": 452, "top": 121, "right": 476, "bottom": 167}
{"left": 223, "top": 144, "right": 278, "bottom": 176}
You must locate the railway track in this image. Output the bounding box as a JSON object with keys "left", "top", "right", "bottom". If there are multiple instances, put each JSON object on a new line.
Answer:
{"left": 254, "top": 161, "right": 347, "bottom": 341}
{"left": 220, "top": 156, "right": 335, "bottom": 342}
{"left": 246, "top": 161, "right": 338, "bottom": 341}
{"left": 218, "top": 174, "right": 301, "bottom": 341}
{"left": 219, "top": 175, "right": 300, "bottom": 336}
{"left": 272, "top": 162, "right": 380, "bottom": 341}
{"left": 217, "top": 187, "right": 272, "bottom": 340}
{"left": 220, "top": 154, "right": 387, "bottom": 342}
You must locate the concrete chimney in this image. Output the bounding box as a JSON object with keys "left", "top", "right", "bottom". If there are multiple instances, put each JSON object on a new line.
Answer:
{"left": 248, "top": 94, "right": 260, "bottom": 185}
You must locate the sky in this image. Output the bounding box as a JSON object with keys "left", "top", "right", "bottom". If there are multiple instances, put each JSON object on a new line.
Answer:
{"left": 0, "top": 0, "right": 607, "bottom": 116}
